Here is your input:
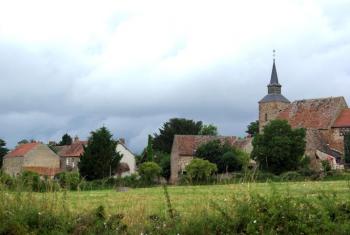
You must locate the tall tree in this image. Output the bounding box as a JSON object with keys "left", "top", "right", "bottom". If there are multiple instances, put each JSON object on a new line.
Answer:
{"left": 251, "top": 120, "right": 306, "bottom": 174}
{"left": 0, "top": 139, "right": 9, "bottom": 168}
{"left": 146, "top": 135, "right": 154, "bottom": 162}
{"left": 246, "top": 120, "right": 259, "bottom": 136}
{"left": 59, "top": 133, "right": 72, "bottom": 145}
{"left": 199, "top": 124, "right": 218, "bottom": 136}
{"left": 153, "top": 118, "right": 203, "bottom": 153}
{"left": 17, "top": 139, "right": 29, "bottom": 145}
{"left": 78, "top": 127, "right": 122, "bottom": 180}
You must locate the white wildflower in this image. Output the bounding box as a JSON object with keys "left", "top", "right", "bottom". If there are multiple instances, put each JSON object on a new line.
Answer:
{"left": 253, "top": 220, "right": 257, "bottom": 224}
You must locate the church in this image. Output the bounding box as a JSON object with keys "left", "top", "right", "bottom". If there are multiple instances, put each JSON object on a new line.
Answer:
{"left": 259, "top": 59, "right": 350, "bottom": 169}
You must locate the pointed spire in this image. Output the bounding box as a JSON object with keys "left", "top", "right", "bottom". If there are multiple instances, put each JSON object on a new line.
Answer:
{"left": 270, "top": 50, "right": 279, "bottom": 85}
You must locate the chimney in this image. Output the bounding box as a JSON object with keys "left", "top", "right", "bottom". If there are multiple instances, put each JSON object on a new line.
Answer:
{"left": 74, "top": 136, "right": 79, "bottom": 143}
{"left": 119, "top": 138, "right": 125, "bottom": 145}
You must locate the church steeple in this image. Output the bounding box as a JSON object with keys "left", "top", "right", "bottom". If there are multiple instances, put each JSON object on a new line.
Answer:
{"left": 267, "top": 59, "right": 282, "bottom": 94}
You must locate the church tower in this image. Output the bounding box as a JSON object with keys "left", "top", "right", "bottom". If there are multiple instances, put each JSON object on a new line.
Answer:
{"left": 259, "top": 57, "right": 290, "bottom": 132}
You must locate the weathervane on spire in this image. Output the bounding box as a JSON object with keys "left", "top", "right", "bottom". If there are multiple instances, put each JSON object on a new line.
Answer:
{"left": 273, "top": 49, "right": 276, "bottom": 62}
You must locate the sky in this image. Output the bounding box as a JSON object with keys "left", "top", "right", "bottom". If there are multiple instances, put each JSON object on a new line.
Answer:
{"left": 1, "top": 0, "right": 350, "bottom": 153}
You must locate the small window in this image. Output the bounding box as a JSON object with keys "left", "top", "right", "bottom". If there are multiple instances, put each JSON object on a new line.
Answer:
{"left": 265, "top": 113, "right": 268, "bottom": 122}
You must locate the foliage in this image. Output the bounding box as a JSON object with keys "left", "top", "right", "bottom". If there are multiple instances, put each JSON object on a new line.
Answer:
{"left": 153, "top": 118, "right": 203, "bottom": 153}
{"left": 195, "top": 140, "right": 248, "bottom": 173}
{"left": 246, "top": 120, "right": 259, "bottom": 136}
{"left": 322, "top": 160, "right": 332, "bottom": 173}
{"left": 0, "top": 139, "right": 8, "bottom": 168}
{"left": 251, "top": 120, "right": 306, "bottom": 174}
{"left": 79, "top": 127, "right": 122, "bottom": 180}
{"left": 280, "top": 171, "right": 302, "bottom": 181}
{"left": 185, "top": 159, "right": 217, "bottom": 182}
{"left": 345, "top": 134, "right": 350, "bottom": 164}
{"left": 154, "top": 151, "right": 171, "bottom": 180}
{"left": 199, "top": 124, "right": 218, "bottom": 136}
{"left": 17, "top": 139, "right": 29, "bottom": 145}
{"left": 55, "top": 171, "right": 81, "bottom": 190}
{"left": 59, "top": 133, "right": 72, "bottom": 145}
{"left": 138, "top": 162, "right": 162, "bottom": 184}
{"left": 146, "top": 134, "right": 154, "bottom": 162}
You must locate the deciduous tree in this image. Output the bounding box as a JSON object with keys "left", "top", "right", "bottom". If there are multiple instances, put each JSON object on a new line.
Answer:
{"left": 251, "top": 120, "right": 306, "bottom": 174}
{"left": 246, "top": 120, "right": 259, "bottom": 136}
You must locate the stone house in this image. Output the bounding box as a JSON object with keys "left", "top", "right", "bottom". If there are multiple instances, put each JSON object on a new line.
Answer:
{"left": 259, "top": 59, "right": 350, "bottom": 169}
{"left": 57, "top": 138, "right": 87, "bottom": 171}
{"left": 170, "top": 135, "right": 252, "bottom": 183}
{"left": 2, "top": 142, "right": 61, "bottom": 177}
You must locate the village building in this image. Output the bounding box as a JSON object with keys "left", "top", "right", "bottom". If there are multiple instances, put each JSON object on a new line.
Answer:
{"left": 115, "top": 138, "right": 137, "bottom": 177}
{"left": 259, "top": 59, "right": 350, "bottom": 169}
{"left": 170, "top": 135, "right": 252, "bottom": 183}
{"left": 2, "top": 142, "right": 61, "bottom": 177}
{"left": 56, "top": 137, "right": 87, "bottom": 171}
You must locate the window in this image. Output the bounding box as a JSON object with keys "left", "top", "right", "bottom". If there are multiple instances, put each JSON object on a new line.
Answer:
{"left": 265, "top": 113, "right": 268, "bottom": 122}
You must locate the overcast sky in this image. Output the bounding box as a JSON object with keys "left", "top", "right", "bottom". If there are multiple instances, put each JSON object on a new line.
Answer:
{"left": 1, "top": 0, "right": 350, "bottom": 152}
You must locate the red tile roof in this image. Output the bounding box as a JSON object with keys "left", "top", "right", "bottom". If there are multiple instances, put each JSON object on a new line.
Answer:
{"left": 333, "top": 109, "right": 350, "bottom": 128}
{"left": 58, "top": 141, "right": 87, "bottom": 157}
{"left": 5, "top": 143, "right": 39, "bottom": 158}
{"left": 277, "top": 97, "right": 347, "bottom": 129}
{"left": 173, "top": 135, "right": 249, "bottom": 156}
{"left": 23, "top": 166, "right": 61, "bottom": 176}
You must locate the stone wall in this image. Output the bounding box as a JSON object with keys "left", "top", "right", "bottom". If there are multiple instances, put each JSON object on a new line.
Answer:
{"left": 3, "top": 156, "right": 24, "bottom": 176}
{"left": 259, "top": 101, "right": 290, "bottom": 132}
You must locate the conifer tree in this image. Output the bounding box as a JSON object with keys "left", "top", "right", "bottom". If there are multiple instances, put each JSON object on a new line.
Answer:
{"left": 0, "top": 139, "right": 9, "bottom": 168}
{"left": 79, "top": 127, "right": 122, "bottom": 180}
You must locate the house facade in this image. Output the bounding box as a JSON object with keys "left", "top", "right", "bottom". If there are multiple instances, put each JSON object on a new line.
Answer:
{"left": 56, "top": 138, "right": 87, "bottom": 171}
{"left": 259, "top": 59, "right": 350, "bottom": 168}
{"left": 2, "top": 142, "right": 61, "bottom": 177}
{"left": 115, "top": 139, "right": 136, "bottom": 177}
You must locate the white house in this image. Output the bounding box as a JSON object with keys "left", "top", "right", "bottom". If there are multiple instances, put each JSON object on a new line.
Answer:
{"left": 115, "top": 139, "right": 136, "bottom": 177}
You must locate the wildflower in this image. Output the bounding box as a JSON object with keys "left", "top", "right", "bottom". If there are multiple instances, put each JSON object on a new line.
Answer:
{"left": 253, "top": 220, "right": 257, "bottom": 224}
{"left": 38, "top": 212, "right": 42, "bottom": 215}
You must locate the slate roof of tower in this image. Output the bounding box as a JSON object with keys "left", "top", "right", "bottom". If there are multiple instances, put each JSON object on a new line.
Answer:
{"left": 259, "top": 94, "right": 290, "bottom": 103}
{"left": 270, "top": 60, "right": 279, "bottom": 85}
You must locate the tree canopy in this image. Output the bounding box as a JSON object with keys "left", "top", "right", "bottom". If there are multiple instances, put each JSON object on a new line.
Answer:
{"left": 246, "top": 120, "right": 259, "bottom": 136}
{"left": 59, "top": 133, "right": 72, "bottom": 145}
{"left": 0, "top": 139, "right": 9, "bottom": 168}
{"left": 199, "top": 124, "right": 218, "bottom": 136}
{"left": 153, "top": 118, "right": 203, "bottom": 153}
{"left": 79, "top": 127, "right": 122, "bottom": 180}
{"left": 251, "top": 120, "right": 306, "bottom": 174}
{"left": 195, "top": 140, "right": 248, "bottom": 173}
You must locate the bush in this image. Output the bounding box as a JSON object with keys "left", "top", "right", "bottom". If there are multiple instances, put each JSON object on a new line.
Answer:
{"left": 185, "top": 159, "right": 217, "bottom": 183}
{"left": 322, "top": 160, "right": 332, "bottom": 173}
{"left": 138, "top": 162, "right": 162, "bottom": 184}
{"left": 55, "top": 171, "right": 81, "bottom": 190}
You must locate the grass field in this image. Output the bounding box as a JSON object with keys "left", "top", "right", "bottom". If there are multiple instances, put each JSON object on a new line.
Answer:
{"left": 3, "top": 180, "right": 350, "bottom": 234}
{"left": 37, "top": 181, "right": 350, "bottom": 224}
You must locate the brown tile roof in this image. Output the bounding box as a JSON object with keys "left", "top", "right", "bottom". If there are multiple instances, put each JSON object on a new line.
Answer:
{"left": 23, "top": 166, "right": 61, "bottom": 176}
{"left": 173, "top": 135, "right": 249, "bottom": 156}
{"left": 58, "top": 141, "right": 87, "bottom": 157}
{"left": 333, "top": 109, "right": 350, "bottom": 128}
{"left": 277, "top": 97, "right": 347, "bottom": 129}
{"left": 5, "top": 143, "right": 39, "bottom": 158}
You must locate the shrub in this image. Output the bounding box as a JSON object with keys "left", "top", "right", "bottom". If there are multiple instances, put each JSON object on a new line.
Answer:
{"left": 185, "top": 159, "right": 217, "bottom": 183}
{"left": 21, "top": 171, "right": 42, "bottom": 191}
{"left": 138, "top": 162, "right": 162, "bottom": 184}
{"left": 322, "top": 160, "right": 332, "bottom": 173}
{"left": 55, "top": 171, "right": 81, "bottom": 190}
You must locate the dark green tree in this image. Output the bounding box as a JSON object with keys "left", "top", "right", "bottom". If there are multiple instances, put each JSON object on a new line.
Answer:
{"left": 195, "top": 140, "right": 248, "bottom": 173}
{"left": 246, "top": 120, "right": 259, "bottom": 136}
{"left": 345, "top": 134, "right": 350, "bottom": 164}
{"left": 153, "top": 118, "right": 203, "bottom": 153}
{"left": 17, "top": 139, "right": 29, "bottom": 145}
{"left": 78, "top": 127, "right": 122, "bottom": 180}
{"left": 59, "top": 133, "right": 72, "bottom": 145}
{"left": 199, "top": 124, "right": 218, "bottom": 136}
{"left": 251, "top": 120, "right": 306, "bottom": 174}
{"left": 0, "top": 139, "right": 9, "bottom": 168}
{"left": 146, "top": 135, "right": 154, "bottom": 162}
